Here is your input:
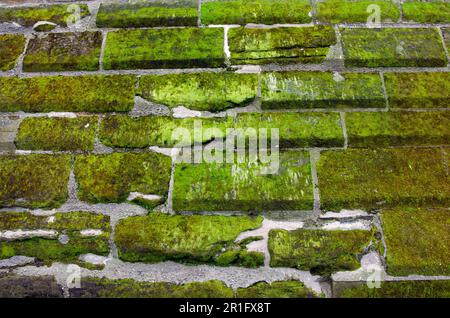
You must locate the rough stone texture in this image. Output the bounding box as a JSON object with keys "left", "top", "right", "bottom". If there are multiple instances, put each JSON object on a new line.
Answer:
{"left": 0, "top": 115, "right": 20, "bottom": 151}
{"left": 23, "top": 32, "right": 102, "bottom": 72}
{"left": 0, "top": 34, "right": 25, "bottom": 71}
{"left": 402, "top": 0, "right": 450, "bottom": 23}
{"left": 236, "top": 280, "right": 318, "bottom": 298}
{"left": 0, "top": 274, "right": 63, "bottom": 298}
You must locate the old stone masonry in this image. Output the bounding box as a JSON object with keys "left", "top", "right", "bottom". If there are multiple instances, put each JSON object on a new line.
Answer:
{"left": 0, "top": 0, "right": 449, "bottom": 299}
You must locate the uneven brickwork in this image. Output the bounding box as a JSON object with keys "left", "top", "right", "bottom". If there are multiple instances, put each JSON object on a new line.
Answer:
{"left": 0, "top": 0, "right": 449, "bottom": 299}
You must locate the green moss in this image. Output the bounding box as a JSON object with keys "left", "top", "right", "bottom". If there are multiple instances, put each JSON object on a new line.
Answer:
{"left": 268, "top": 228, "right": 373, "bottom": 276}
{"left": 0, "top": 154, "right": 70, "bottom": 209}
{"left": 384, "top": 72, "right": 450, "bottom": 109}
{"left": 114, "top": 213, "right": 263, "bottom": 265}
{"left": 235, "top": 112, "right": 344, "bottom": 148}
{"left": 15, "top": 116, "right": 98, "bottom": 151}
{"left": 261, "top": 71, "right": 385, "bottom": 109}
{"left": 0, "top": 34, "right": 25, "bottom": 71}
{"left": 317, "top": 148, "right": 449, "bottom": 211}
{"left": 443, "top": 28, "right": 450, "bottom": 52}
{"left": 236, "top": 281, "right": 318, "bottom": 298}
{"left": 228, "top": 26, "right": 336, "bottom": 65}
{"left": 103, "top": 28, "right": 225, "bottom": 70}
{"left": 341, "top": 27, "right": 448, "bottom": 67}
{"left": 201, "top": 0, "right": 312, "bottom": 25}
{"left": 0, "top": 75, "right": 136, "bottom": 113}
{"left": 381, "top": 207, "right": 450, "bottom": 276}
{"left": 74, "top": 152, "right": 172, "bottom": 204}
{"left": 0, "top": 274, "right": 63, "bottom": 298}
{"left": 403, "top": 1, "right": 450, "bottom": 23}
{"left": 23, "top": 32, "right": 102, "bottom": 72}
{"left": 345, "top": 111, "right": 450, "bottom": 147}
{"left": 139, "top": 72, "right": 258, "bottom": 112}
{"left": 316, "top": 0, "right": 400, "bottom": 23}
{"left": 97, "top": 0, "right": 198, "bottom": 28}
{"left": 172, "top": 151, "right": 314, "bottom": 212}
{"left": 0, "top": 4, "right": 90, "bottom": 27}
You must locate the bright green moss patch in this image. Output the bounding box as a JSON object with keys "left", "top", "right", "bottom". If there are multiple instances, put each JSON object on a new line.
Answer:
{"left": 103, "top": 28, "right": 225, "bottom": 70}
{"left": 0, "top": 75, "right": 137, "bottom": 113}
{"left": 0, "top": 274, "right": 63, "bottom": 298}
{"left": 341, "top": 27, "right": 448, "bottom": 67}
{"left": 384, "top": 72, "right": 450, "bottom": 109}
{"left": 0, "top": 34, "right": 25, "bottom": 71}
{"left": 228, "top": 26, "right": 336, "bottom": 65}
{"left": 402, "top": 1, "right": 450, "bottom": 23}
{"left": 236, "top": 281, "right": 318, "bottom": 298}
{"left": 261, "top": 71, "right": 385, "bottom": 109}
{"left": 317, "top": 148, "right": 449, "bottom": 210}
{"left": 173, "top": 151, "right": 314, "bottom": 212}
{"left": 115, "top": 213, "right": 263, "bottom": 266}
{"left": 0, "top": 4, "right": 90, "bottom": 27}
{"left": 97, "top": 0, "right": 198, "bottom": 28}
{"left": 74, "top": 153, "right": 172, "bottom": 204}
{"left": 269, "top": 228, "right": 373, "bottom": 276}
{"left": 381, "top": 208, "right": 450, "bottom": 276}
{"left": 23, "top": 32, "right": 102, "bottom": 72}
{"left": 316, "top": 0, "right": 400, "bottom": 23}
{"left": 99, "top": 115, "right": 233, "bottom": 149}
{"left": 201, "top": 0, "right": 312, "bottom": 25}
{"left": 139, "top": 72, "right": 258, "bottom": 112}
{"left": 235, "top": 112, "right": 344, "bottom": 148}
{"left": 16, "top": 116, "right": 98, "bottom": 151}
{"left": 345, "top": 111, "right": 450, "bottom": 147}
{"left": 0, "top": 154, "right": 70, "bottom": 209}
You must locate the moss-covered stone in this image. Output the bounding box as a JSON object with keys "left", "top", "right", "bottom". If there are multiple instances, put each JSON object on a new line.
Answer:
{"left": 74, "top": 153, "right": 172, "bottom": 205}
{"left": 341, "top": 27, "right": 448, "bottom": 67}
{"left": 70, "top": 278, "right": 233, "bottom": 298}
{"left": 228, "top": 26, "right": 336, "bottom": 65}
{"left": 236, "top": 281, "right": 318, "bottom": 298}
{"left": 201, "top": 0, "right": 312, "bottom": 25}
{"left": 114, "top": 213, "right": 263, "bottom": 266}
{"left": 23, "top": 32, "right": 102, "bottom": 72}
{"left": 235, "top": 112, "right": 344, "bottom": 148}
{"left": 0, "top": 34, "right": 25, "bottom": 71}
{"left": 345, "top": 111, "right": 450, "bottom": 147}
{"left": 97, "top": 0, "right": 198, "bottom": 28}
{"left": 261, "top": 71, "right": 385, "bottom": 109}
{"left": 384, "top": 72, "right": 450, "bottom": 109}
{"left": 402, "top": 1, "right": 450, "bottom": 23}
{"left": 139, "top": 72, "right": 258, "bottom": 112}
{"left": 443, "top": 28, "right": 450, "bottom": 52}
{"left": 103, "top": 28, "right": 225, "bottom": 70}
{"left": 316, "top": 0, "right": 400, "bottom": 23}
{"left": 173, "top": 151, "right": 314, "bottom": 212}
{"left": 0, "top": 154, "right": 70, "bottom": 209}
{"left": 0, "top": 274, "right": 63, "bottom": 298}
{"left": 381, "top": 207, "right": 449, "bottom": 276}
{"left": 317, "top": 148, "right": 449, "bottom": 211}
{"left": 268, "top": 228, "right": 374, "bottom": 276}
{"left": 15, "top": 116, "right": 98, "bottom": 151}
{"left": 0, "top": 4, "right": 89, "bottom": 27}
{"left": 0, "top": 75, "right": 137, "bottom": 113}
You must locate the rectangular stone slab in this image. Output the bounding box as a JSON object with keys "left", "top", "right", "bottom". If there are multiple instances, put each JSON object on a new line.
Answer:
{"left": 340, "top": 27, "right": 448, "bottom": 67}
{"left": 0, "top": 34, "right": 25, "bottom": 71}
{"left": 402, "top": 1, "right": 450, "bottom": 23}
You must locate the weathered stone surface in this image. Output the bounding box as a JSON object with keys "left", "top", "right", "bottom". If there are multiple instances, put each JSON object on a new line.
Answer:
{"left": 341, "top": 27, "right": 448, "bottom": 67}
{"left": 115, "top": 213, "right": 263, "bottom": 266}
{"left": 201, "top": 0, "right": 312, "bottom": 25}
{"left": 0, "top": 34, "right": 25, "bottom": 71}
{"left": 0, "top": 274, "right": 63, "bottom": 298}
{"left": 384, "top": 72, "right": 450, "bottom": 109}
{"left": 97, "top": 0, "right": 198, "bottom": 28}
{"left": 381, "top": 208, "right": 450, "bottom": 276}
{"left": 345, "top": 111, "right": 450, "bottom": 147}
{"left": 0, "top": 75, "right": 137, "bottom": 113}
{"left": 23, "top": 32, "right": 102, "bottom": 72}
{"left": 269, "top": 228, "right": 374, "bottom": 275}
{"left": 236, "top": 281, "right": 319, "bottom": 298}
{"left": 0, "top": 116, "right": 20, "bottom": 151}
{"left": 316, "top": 0, "right": 400, "bottom": 23}
{"left": 103, "top": 28, "right": 225, "bottom": 70}
{"left": 403, "top": 0, "right": 450, "bottom": 23}
{"left": 172, "top": 151, "right": 314, "bottom": 212}
{"left": 443, "top": 28, "right": 450, "bottom": 52}
{"left": 16, "top": 116, "right": 98, "bottom": 151}
{"left": 261, "top": 71, "right": 385, "bottom": 109}
{"left": 228, "top": 26, "right": 336, "bottom": 65}
{"left": 317, "top": 148, "right": 449, "bottom": 210}
{"left": 0, "top": 154, "right": 71, "bottom": 209}
{"left": 74, "top": 153, "right": 172, "bottom": 206}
